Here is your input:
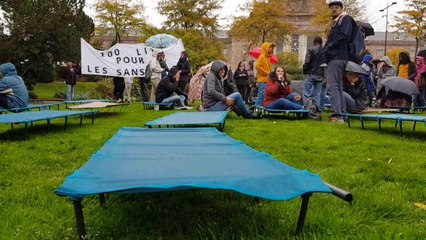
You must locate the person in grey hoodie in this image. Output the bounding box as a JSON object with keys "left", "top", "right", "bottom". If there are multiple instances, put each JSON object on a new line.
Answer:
{"left": 0, "top": 63, "right": 29, "bottom": 109}
{"left": 202, "top": 60, "right": 261, "bottom": 119}
{"left": 376, "top": 56, "right": 396, "bottom": 96}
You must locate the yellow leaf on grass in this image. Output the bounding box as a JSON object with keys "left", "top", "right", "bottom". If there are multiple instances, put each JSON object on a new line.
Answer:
{"left": 388, "top": 158, "right": 393, "bottom": 164}
{"left": 415, "top": 203, "right": 426, "bottom": 211}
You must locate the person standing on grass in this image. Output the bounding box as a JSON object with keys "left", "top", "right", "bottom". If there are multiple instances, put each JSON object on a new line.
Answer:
{"left": 113, "top": 76, "right": 125, "bottom": 102}
{"left": 177, "top": 51, "right": 192, "bottom": 93}
{"left": 62, "top": 60, "right": 79, "bottom": 101}
{"left": 234, "top": 61, "right": 249, "bottom": 103}
{"left": 255, "top": 42, "right": 275, "bottom": 106}
{"left": 123, "top": 77, "right": 133, "bottom": 103}
{"left": 0, "top": 63, "right": 29, "bottom": 109}
{"left": 302, "top": 36, "right": 325, "bottom": 111}
{"left": 324, "top": 0, "right": 354, "bottom": 123}
{"left": 149, "top": 50, "right": 165, "bottom": 101}
{"left": 202, "top": 60, "right": 261, "bottom": 119}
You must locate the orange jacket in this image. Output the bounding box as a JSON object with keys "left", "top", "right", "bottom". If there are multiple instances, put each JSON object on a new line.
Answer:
{"left": 255, "top": 42, "right": 274, "bottom": 83}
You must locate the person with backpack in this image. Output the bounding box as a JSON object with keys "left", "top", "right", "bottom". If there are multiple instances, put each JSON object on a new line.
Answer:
{"left": 324, "top": 0, "right": 355, "bottom": 123}
{"left": 302, "top": 36, "right": 325, "bottom": 111}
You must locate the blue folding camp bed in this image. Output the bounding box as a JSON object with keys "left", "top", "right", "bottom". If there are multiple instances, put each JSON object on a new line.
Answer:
{"left": 5, "top": 103, "right": 62, "bottom": 113}
{"left": 0, "top": 110, "right": 97, "bottom": 133}
{"left": 255, "top": 105, "right": 310, "bottom": 120}
{"left": 142, "top": 101, "right": 173, "bottom": 110}
{"left": 64, "top": 99, "right": 113, "bottom": 107}
{"left": 55, "top": 128, "right": 352, "bottom": 239}
{"left": 345, "top": 113, "right": 426, "bottom": 134}
{"left": 145, "top": 111, "right": 228, "bottom": 131}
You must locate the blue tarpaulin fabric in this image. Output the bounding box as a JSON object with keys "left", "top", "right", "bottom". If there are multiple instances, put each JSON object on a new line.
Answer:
{"left": 145, "top": 111, "right": 227, "bottom": 129}
{"left": 55, "top": 127, "right": 331, "bottom": 201}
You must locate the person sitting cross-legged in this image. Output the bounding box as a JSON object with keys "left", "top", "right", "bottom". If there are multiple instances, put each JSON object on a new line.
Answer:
{"left": 263, "top": 66, "right": 304, "bottom": 110}
{"left": 202, "top": 60, "right": 261, "bottom": 119}
{"left": 155, "top": 67, "right": 192, "bottom": 110}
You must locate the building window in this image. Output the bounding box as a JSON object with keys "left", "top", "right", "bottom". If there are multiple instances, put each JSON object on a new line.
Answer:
{"left": 377, "top": 49, "right": 384, "bottom": 56}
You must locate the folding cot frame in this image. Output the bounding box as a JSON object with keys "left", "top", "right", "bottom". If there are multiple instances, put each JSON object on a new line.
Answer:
{"left": 70, "top": 183, "right": 351, "bottom": 240}
{"left": 67, "top": 101, "right": 129, "bottom": 112}
{"left": 0, "top": 110, "right": 98, "bottom": 134}
{"left": 143, "top": 101, "right": 174, "bottom": 110}
{"left": 0, "top": 103, "right": 62, "bottom": 114}
{"left": 55, "top": 128, "right": 353, "bottom": 239}
{"left": 345, "top": 113, "right": 426, "bottom": 135}
{"left": 255, "top": 105, "right": 310, "bottom": 120}
{"left": 144, "top": 111, "right": 228, "bottom": 131}
{"left": 64, "top": 99, "right": 113, "bottom": 108}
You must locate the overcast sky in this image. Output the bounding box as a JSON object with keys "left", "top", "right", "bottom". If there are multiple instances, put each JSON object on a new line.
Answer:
{"left": 84, "top": 0, "right": 408, "bottom": 32}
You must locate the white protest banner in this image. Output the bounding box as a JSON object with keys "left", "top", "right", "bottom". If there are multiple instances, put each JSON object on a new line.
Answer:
{"left": 81, "top": 38, "right": 185, "bottom": 77}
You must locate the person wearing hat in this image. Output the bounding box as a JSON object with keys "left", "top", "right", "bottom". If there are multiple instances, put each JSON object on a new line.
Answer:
{"left": 343, "top": 61, "right": 369, "bottom": 113}
{"left": 324, "top": 0, "right": 355, "bottom": 123}
{"left": 155, "top": 66, "right": 192, "bottom": 110}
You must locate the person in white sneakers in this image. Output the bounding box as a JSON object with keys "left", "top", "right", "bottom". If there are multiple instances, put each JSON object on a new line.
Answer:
{"left": 155, "top": 67, "right": 192, "bottom": 110}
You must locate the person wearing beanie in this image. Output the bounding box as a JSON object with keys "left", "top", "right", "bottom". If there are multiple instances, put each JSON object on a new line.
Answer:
{"left": 155, "top": 66, "right": 192, "bottom": 110}
{"left": 324, "top": 0, "right": 356, "bottom": 123}
{"left": 361, "top": 54, "right": 375, "bottom": 106}
{"left": 0, "top": 63, "right": 29, "bottom": 109}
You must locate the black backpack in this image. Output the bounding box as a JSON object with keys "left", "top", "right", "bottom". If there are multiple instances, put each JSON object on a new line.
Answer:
{"left": 338, "top": 15, "right": 365, "bottom": 63}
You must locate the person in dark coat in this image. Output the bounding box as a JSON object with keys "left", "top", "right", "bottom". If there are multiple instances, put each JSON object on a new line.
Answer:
{"left": 324, "top": 0, "right": 355, "bottom": 123}
{"left": 113, "top": 76, "right": 125, "bottom": 102}
{"left": 62, "top": 60, "right": 79, "bottom": 101}
{"left": 234, "top": 61, "right": 249, "bottom": 103}
{"left": 343, "top": 61, "right": 369, "bottom": 113}
{"left": 158, "top": 52, "right": 169, "bottom": 78}
{"left": 176, "top": 51, "right": 191, "bottom": 92}
{"left": 155, "top": 66, "right": 191, "bottom": 109}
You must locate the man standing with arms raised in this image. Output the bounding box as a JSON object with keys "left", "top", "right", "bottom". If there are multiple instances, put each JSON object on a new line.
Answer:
{"left": 324, "top": 0, "right": 354, "bottom": 123}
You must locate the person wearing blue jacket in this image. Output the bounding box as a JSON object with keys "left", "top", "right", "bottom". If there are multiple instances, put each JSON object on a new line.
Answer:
{"left": 324, "top": 0, "right": 354, "bottom": 123}
{"left": 0, "top": 63, "right": 29, "bottom": 109}
{"left": 361, "top": 54, "right": 375, "bottom": 106}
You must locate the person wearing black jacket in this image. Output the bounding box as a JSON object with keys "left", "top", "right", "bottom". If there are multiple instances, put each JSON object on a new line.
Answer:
{"left": 343, "top": 61, "right": 369, "bottom": 113}
{"left": 155, "top": 67, "right": 191, "bottom": 110}
{"left": 302, "top": 36, "right": 325, "bottom": 110}
{"left": 234, "top": 61, "right": 249, "bottom": 103}
{"left": 176, "top": 51, "right": 191, "bottom": 92}
{"left": 324, "top": 0, "right": 354, "bottom": 123}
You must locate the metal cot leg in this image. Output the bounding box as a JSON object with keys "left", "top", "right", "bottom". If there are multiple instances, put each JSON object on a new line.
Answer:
{"left": 295, "top": 193, "right": 312, "bottom": 235}
{"left": 73, "top": 201, "right": 87, "bottom": 240}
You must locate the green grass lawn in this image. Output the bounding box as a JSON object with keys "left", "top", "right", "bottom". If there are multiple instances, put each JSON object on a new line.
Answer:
{"left": 31, "top": 81, "right": 99, "bottom": 99}
{"left": 0, "top": 83, "right": 425, "bottom": 239}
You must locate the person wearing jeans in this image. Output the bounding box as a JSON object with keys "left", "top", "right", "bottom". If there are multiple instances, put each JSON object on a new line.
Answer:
{"left": 62, "top": 60, "right": 79, "bottom": 101}
{"left": 255, "top": 42, "right": 275, "bottom": 106}
{"left": 263, "top": 66, "right": 303, "bottom": 110}
{"left": 155, "top": 67, "right": 191, "bottom": 110}
{"left": 202, "top": 60, "right": 261, "bottom": 119}
{"left": 302, "top": 36, "right": 325, "bottom": 111}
